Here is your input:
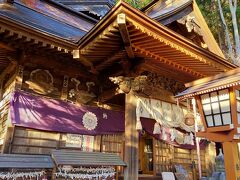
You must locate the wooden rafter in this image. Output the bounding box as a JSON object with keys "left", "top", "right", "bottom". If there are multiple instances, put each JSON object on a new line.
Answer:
{"left": 0, "top": 24, "right": 74, "bottom": 55}
{"left": 135, "top": 62, "right": 195, "bottom": 83}
{"left": 117, "top": 13, "right": 134, "bottom": 59}
{"left": 133, "top": 44, "right": 204, "bottom": 78}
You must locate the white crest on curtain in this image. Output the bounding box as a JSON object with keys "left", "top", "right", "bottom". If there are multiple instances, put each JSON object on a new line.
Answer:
{"left": 82, "top": 112, "right": 98, "bottom": 131}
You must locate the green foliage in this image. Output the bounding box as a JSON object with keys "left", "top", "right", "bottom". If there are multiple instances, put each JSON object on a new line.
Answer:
{"left": 237, "top": 6, "right": 240, "bottom": 27}
{"left": 196, "top": 0, "right": 239, "bottom": 57}
{"left": 196, "top": 0, "right": 220, "bottom": 39}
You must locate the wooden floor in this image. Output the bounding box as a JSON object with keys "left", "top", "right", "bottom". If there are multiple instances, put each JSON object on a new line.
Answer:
{"left": 138, "top": 174, "right": 162, "bottom": 180}
{"left": 119, "top": 174, "right": 162, "bottom": 180}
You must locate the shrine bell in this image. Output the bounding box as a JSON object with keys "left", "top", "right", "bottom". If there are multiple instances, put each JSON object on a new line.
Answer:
{"left": 176, "top": 68, "right": 240, "bottom": 180}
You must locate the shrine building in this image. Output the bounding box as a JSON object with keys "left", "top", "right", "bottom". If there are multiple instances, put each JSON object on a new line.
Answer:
{"left": 0, "top": 0, "right": 237, "bottom": 179}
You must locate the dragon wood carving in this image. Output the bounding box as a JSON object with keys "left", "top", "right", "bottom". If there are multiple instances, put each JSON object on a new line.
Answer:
{"left": 109, "top": 76, "right": 149, "bottom": 94}
{"left": 110, "top": 73, "right": 185, "bottom": 95}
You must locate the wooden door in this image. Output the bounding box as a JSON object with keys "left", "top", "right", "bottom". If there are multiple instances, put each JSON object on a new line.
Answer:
{"left": 139, "top": 134, "right": 154, "bottom": 175}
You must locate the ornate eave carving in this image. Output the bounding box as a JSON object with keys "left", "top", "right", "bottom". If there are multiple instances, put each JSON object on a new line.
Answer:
{"left": 109, "top": 72, "right": 185, "bottom": 97}
{"left": 109, "top": 75, "right": 148, "bottom": 95}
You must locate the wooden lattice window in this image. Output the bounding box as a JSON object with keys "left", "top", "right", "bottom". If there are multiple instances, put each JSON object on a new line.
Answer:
{"left": 101, "top": 134, "right": 124, "bottom": 157}
{"left": 154, "top": 139, "right": 174, "bottom": 174}
{"left": 0, "top": 108, "right": 10, "bottom": 152}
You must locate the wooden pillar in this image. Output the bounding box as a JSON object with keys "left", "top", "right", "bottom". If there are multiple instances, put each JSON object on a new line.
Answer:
{"left": 124, "top": 92, "right": 138, "bottom": 180}
{"left": 222, "top": 141, "right": 240, "bottom": 180}
{"left": 14, "top": 65, "right": 24, "bottom": 90}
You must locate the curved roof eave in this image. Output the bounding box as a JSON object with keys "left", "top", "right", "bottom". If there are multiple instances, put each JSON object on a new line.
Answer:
{"left": 145, "top": 0, "right": 193, "bottom": 24}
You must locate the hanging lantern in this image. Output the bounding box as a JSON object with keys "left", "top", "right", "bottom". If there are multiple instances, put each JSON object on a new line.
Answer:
{"left": 176, "top": 68, "right": 240, "bottom": 180}
{"left": 153, "top": 122, "right": 161, "bottom": 134}
{"left": 184, "top": 113, "right": 195, "bottom": 126}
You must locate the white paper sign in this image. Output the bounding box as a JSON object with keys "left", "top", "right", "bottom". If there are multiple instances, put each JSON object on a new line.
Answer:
{"left": 82, "top": 135, "right": 94, "bottom": 152}
{"left": 66, "top": 134, "right": 82, "bottom": 148}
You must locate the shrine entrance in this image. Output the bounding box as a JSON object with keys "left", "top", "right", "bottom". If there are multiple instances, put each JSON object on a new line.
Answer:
{"left": 139, "top": 133, "right": 154, "bottom": 175}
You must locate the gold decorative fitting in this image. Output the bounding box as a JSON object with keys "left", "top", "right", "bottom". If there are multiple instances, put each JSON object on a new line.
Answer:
{"left": 184, "top": 113, "right": 195, "bottom": 126}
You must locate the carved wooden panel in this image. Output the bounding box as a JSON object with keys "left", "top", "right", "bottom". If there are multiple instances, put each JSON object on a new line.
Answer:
{"left": 61, "top": 75, "right": 69, "bottom": 100}
{"left": 22, "top": 66, "right": 61, "bottom": 98}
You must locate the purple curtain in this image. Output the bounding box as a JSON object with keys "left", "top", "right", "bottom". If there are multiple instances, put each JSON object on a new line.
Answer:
{"left": 9, "top": 91, "right": 207, "bottom": 149}
{"left": 10, "top": 91, "right": 125, "bottom": 135}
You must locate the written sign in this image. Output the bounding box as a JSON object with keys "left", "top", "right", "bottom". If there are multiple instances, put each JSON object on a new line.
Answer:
{"left": 66, "top": 134, "right": 82, "bottom": 148}
{"left": 82, "top": 135, "right": 94, "bottom": 152}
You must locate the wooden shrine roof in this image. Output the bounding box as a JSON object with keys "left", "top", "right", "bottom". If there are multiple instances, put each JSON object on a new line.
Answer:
{"left": 144, "top": 0, "right": 225, "bottom": 57}
{"left": 52, "top": 150, "right": 127, "bottom": 166}
{"left": 0, "top": 0, "right": 236, "bottom": 82}
{"left": 0, "top": 0, "right": 96, "bottom": 62}
{"left": 77, "top": 1, "right": 236, "bottom": 83}
{"left": 0, "top": 154, "right": 54, "bottom": 169}
{"left": 176, "top": 68, "right": 240, "bottom": 99}
{"left": 145, "top": 0, "right": 193, "bottom": 25}
{"left": 0, "top": 2, "right": 89, "bottom": 44}
{"left": 54, "top": 0, "right": 114, "bottom": 19}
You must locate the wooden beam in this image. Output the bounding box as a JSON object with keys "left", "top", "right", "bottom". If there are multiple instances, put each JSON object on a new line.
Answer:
{"left": 98, "top": 87, "right": 124, "bottom": 102}
{"left": 196, "top": 131, "right": 233, "bottom": 142}
{"left": 0, "top": 60, "right": 17, "bottom": 99}
{"left": 0, "top": 42, "right": 15, "bottom": 51}
{"left": 117, "top": 13, "right": 135, "bottom": 59}
{"left": 28, "top": 55, "right": 93, "bottom": 78}
{"left": 185, "top": 68, "right": 240, "bottom": 88}
{"left": 0, "top": 61, "right": 17, "bottom": 82}
{"left": 72, "top": 49, "right": 93, "bottom": 67}
{"left": 95, "top": 51, "right": 125, "bottom": 71}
